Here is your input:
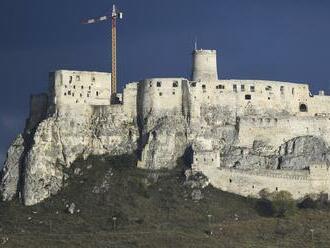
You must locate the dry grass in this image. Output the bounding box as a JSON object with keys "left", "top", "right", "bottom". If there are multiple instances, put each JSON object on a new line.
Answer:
{"left": 0, "top": 154, "right": 329, "bottom": 247}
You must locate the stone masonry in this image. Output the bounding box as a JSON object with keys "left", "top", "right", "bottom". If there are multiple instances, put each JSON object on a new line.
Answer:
{"left": 2, "top": 49, "right": 330, "bottom": 205}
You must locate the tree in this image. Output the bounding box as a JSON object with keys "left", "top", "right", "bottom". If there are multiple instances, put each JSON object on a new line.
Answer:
{"left": 270, "top": 191, "right": 296, "bottom": 217}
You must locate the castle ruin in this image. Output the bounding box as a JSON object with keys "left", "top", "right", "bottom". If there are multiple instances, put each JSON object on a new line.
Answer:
{"left": 2, "top": 48, "right": 330, "bottom": 205}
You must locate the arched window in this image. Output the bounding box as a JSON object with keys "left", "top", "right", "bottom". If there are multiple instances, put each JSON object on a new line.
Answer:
{"left": 299, "top": 103, "right": 308, "bottom": 112}
{"left": 172, "top": 81, "right": 178, "bottom": 87}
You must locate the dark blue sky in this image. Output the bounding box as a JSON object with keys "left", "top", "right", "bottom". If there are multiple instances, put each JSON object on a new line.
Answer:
{"left": 1, "top": 0, "right": 330, "bottom": 164}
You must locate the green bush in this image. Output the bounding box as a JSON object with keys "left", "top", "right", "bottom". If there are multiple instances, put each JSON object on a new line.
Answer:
{"left": 256, "top": 190, "right": 297, "bottom": 217}
{"left": 255, "top": 198, "right": 274, "bottom": 217}
{"left": 298, "top": 197, "right": 318, "bottom": 209}
{"left": 270, "top": 191, "right": 297, "bottom": 217}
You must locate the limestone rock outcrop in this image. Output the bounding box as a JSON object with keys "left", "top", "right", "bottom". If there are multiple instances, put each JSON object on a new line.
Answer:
{"left": 138, "top": 113, "right": 188, "bottom": 170}
{"left": 0, "top": 134, "right": 25, "bottom": 201}
{"left": 3, "top": 48, "right": 330, "bottom": 205}
{"left": 1, "top": 104, "right": 138, "bottom": 206}
{"left": 277, "top": 136, "right": 329, "bottom": 170}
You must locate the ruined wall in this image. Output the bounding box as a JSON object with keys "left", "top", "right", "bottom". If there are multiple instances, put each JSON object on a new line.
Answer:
{"left": 309, "top": 95, "right": 330, "bottom": 114}
{"left": 50, "top": 70, "right": 111, "bottom": 111}
{"left": 123, "top": 82, "right": 138, "bottom": 119}
{"left": 186, "top": 79, "right": 316, "bottom": 117}
{"left": 137, "top": 78, "right": 185, "bottom": 119}
{"left": 194, "top": 163, "right": 330, "bottom": 199}
{"left": 238, "top": 116, "right": 330, "bottom": 148}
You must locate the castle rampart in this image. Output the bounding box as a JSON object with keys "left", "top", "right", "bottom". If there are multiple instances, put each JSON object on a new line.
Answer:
{"left": 137, "top": 78, "right": 185, "bottom": 119}
{"left": 37, "top": 49, "right": 330, "bottom": 202}
{"left": 193, "top": 161, "right": 330, "bottom": 199}
{"left": 238, "top": 115, "right": 330, "bottom": 148}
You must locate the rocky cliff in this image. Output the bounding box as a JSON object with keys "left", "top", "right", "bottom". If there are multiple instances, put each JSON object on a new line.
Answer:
{"left": 1, "top": 103, "right": 138, "bottom": 205}
{"left": 2, "top": 95, "right": 330, "bottom": 205}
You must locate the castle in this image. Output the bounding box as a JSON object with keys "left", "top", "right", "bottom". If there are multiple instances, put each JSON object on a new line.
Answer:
{"left": 2, "top": 48, "right": 330, "bottom": 205}
{"left": 46, "top": 49, "right": 330, "bottom": 200}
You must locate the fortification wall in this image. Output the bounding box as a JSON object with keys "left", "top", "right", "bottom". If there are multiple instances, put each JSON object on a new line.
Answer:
{"left": 137, "top": 78, "right": 185, "bottom": 118}
{"left": 309, "top": 95, "right": 330, "bottom": 114}
{"left": 50, "top": 70, "right": 111, "bottom": 111}
{"left": 194, "top": 163, "right": 330, "bottom": 199}
{"left": 123, "top": 82, "right": 138, "bottom": 119}
{"left": 187, "top": 79, "right": 316, "bottom": 117}
{"left": 238, "top": 116, "right": 330, "bottom": 148}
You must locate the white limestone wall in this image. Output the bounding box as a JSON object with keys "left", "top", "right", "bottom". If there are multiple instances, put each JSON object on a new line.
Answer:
{"left": 138, "top": 78, "right": 185, "bottom": 118}
{"left": 195, "top": 164, "right": 330, "bottom": 199}
{"left": 192, "top": 49, "right": 218, "bottom": 82}
{"left": 193, "top": 150, "right": 220, "bottom": 169}
{"left": 309, "top": 95, "right": 330, "bottom": 115}
{"left": 238, "top": 116, "right": 330, "bottom": 148}
{"left": 51, "top": 70, "right": 111, "bottom": 111}
{"left": 187, "top": 79, "right": 314, "bottom": 117}
{"left": 123, "top": 82, "right": 138, "bottom": 118}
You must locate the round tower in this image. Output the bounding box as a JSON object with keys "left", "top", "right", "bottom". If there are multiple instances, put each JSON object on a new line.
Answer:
{"left": 191, "top": 49, "right": 218, "bottom": 82}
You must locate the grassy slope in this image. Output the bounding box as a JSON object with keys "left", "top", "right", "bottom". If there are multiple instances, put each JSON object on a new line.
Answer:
{"left": 0, "top": 154, "right": 330, "bottom": 247}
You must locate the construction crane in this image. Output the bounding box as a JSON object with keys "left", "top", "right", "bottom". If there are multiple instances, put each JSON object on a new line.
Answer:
{"left": 82, "top": 5, "right": 123, "bottom": 103}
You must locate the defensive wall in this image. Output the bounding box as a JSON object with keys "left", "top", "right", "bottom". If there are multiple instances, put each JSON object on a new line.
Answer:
{"left": 39, "top": 48, "right": 330, "bottom": 201}
{"left": 237, "top": 116, "right": 330, "bottom": 148}
{"left": 49, "top": 70, "right": 111, "bottom": 111}
{"left": 123, "top": 82, "right": 138, "bottom": 119}
{"left": 192, "top": 162, "right": 330, "bottom": 199}
{"left": 137, "top": 78, "right": 185, "bottom": 119}
{"left": 185, "top": 79, "right": 330, "bottom": 117}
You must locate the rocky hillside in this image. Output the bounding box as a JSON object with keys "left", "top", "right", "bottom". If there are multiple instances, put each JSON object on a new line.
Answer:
{"left": 1, "top": 88, "right": 330, "bottom": 206}
{"left": 0, "top": 154, "right": 330, "bottom": 247}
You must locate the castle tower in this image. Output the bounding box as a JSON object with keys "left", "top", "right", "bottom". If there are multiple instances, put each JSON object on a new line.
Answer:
{"left": 191, "top": 49, "right": 218, "bottom": 82}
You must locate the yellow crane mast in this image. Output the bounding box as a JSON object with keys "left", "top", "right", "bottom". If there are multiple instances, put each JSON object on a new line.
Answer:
{"left": 82, "top": 4, "right": 123, "bottom": 103}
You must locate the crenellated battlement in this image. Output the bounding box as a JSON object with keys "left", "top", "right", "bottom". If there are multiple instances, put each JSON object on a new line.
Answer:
{"left": 219, "top": 168, "right": 310, "bottom": 181}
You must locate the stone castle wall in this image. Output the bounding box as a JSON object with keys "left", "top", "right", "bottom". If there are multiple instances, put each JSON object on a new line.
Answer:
{"left": 185, "top": 79, "right": 330, "bottom": 117}
{"left": 123, "top": 82, "right": 138, "bottom": 119}
{"left": 238, "top": 116, "right": 330, "bottom": 148}
{"left": 193, "top": 162, "right": 330, "bottom": 199}
{"left": 49, "top": 70, "right": 111, "bottom": 112}
{"left": 137, "top": 78, "right": 185, "bottom": 119}
{"left": 192, "top": 50, "right": 218, "bottom": 82}
{"left": 5, "top": 48, "right": 330, "bottom": 205}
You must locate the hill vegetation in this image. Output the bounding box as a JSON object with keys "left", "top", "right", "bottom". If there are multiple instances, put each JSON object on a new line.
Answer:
{"left": 0, "top": 154, "right": 330, "bottom": 247}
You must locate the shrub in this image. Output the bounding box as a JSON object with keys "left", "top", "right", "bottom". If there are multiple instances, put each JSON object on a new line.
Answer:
{"left": 298, "top": 197, "right": 317, "bottom": 209}
{"left": 270, "top": 191, "right": 296, "bottom": 217}
{"left": 255, "top": 190, "right": 297, "bottom": 217}
{"left": 255, "top": 198, "right": 274, "bottom": 217}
